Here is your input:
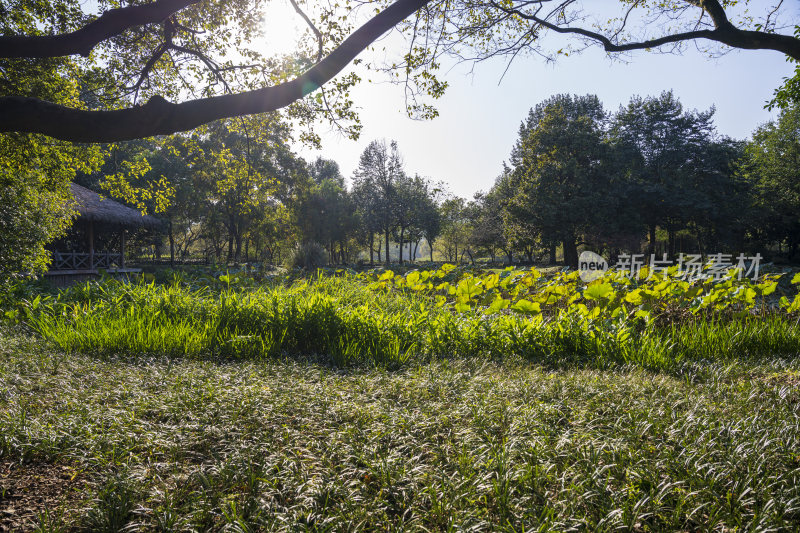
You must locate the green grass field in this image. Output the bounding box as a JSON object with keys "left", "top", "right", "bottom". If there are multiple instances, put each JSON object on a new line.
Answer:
{"left": 1, "top": 268, "right": 800, "bottom": 531}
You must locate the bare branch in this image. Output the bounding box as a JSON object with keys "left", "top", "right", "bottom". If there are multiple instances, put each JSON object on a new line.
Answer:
{"left": 288, "top": 0, "right": 324, "bottom": 62}
{"left": 764, "top": 1, "right": 785, "bottom": 32}
{"left": 169, "top": 43, "right": 230, "bottom": 92}
{"left": 490, "top": 1, "right": 800, "bottom": 61}
{"left": 130, "top": 43, "right": 170, "bottom": 102}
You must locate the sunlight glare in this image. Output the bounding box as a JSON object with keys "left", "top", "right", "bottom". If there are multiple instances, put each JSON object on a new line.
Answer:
{"left": 258, "top": 0, "right": 308, "bottom": 58}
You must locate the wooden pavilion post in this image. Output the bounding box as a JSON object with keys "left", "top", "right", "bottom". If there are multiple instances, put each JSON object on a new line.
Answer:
{"left": 87, "top": 221, "right": 95, "bottom": 269}
{"left": 120, "top": 228, "right": 126, "bottom": 268}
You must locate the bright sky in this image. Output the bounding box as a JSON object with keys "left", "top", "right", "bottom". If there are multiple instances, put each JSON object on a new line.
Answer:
{"left": 262, "top": 1, "right": 798, "bottom": 199}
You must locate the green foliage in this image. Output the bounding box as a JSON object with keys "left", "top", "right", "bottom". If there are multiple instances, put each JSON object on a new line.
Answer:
{"left": 741, "top": 104, "right": 800, "bottom": 255}
{"left": 505, "top": 94, "right": 613, "bottom": 267}
{"left": 351, "top": 139, "right": 406, "bottom": 262}
{"left": 768, "top": 26, "right": 800, "bottom": 110}
{"left": 2, "top": 324, "right": 800, "bottom": 529}
{"left": 92, "top": 116, "right": 310, "bottom": 264}
{"left": 0, "top": 134, "right": 102, "bottom": 276}
{"left": 365, "top": 263, "right": 797, "bottom": 325}
{"left": 0, "top": 173, "right": 72, "bottom": 277}
{"left": 469, "top": 187, "right": 512, "bottom": 263}
{"left": 0, "top": 3, "right": 104, "bottom": 276}
{"left": 295, "top": 163, "right": 358, "bottom": 261}
{"left": 437, "top": 197, "right": 472, "bottom": 262}
{"left": 14, "top": 265, "right": 800, "bottom": 373}
{"left": 1, "top": 0, "right": 363, "bottom": 138}
{"left": 771, "top": 60, "right": 800, "bottom": 110}
{"left": 611, "top": 91, "right": 742, "bottom": 254}
{"left": 3, "top": 261, "right": 800, "bottom": 528}
{"left": 84, "top": 476, "right": 137, "bottom": 533}
{"left": 287, "top": 241, "right": 329, "bottom": 271}
{"left": 497, "top": 91, "right": 750, "bottom": 264}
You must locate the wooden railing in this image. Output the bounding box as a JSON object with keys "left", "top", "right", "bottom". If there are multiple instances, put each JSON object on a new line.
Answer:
{"left": 51, "top": 251, "right": 122, "bottom": 271}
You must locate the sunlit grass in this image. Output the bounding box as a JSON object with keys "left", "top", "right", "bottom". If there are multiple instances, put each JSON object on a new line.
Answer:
{"left": 23, "top": 275, "right": 800, "bottom": 373}
{"left": 1, "top": 332, "right": 799, "bottom": 530}
{"left": 2, "top": 272, "right": 800, "bottom": 529}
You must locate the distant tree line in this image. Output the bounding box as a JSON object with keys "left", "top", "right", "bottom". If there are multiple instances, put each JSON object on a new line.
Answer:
{"left": 5, "top": 91, "right": 800, "bottom": 275}
{"left": 63, "top": 92, "right": 800, "bottom": 269}
{"left": 477, "top": 92, "right": 800, "bottom": 268}
{"left": 73, "top": 117, "right": 449, "bottom": 267}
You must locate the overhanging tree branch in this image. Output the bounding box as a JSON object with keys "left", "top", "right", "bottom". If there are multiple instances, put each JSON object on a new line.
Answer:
{"left": 0, "top": 0, "right": 433, "bottom": 142}
{"left": 0, "top": 0, "right": 201, "bottom": 58}
{"left": 684, "top": 0, "right": 733, "bottom": 30}
{"left": 491, "top": 0, "right": 800, "bottom": 61}
{"left": 4, "top": 0, "right": 800, "bottom": 143}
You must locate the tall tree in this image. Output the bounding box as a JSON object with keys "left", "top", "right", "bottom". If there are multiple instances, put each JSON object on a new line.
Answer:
{"left": 437, "top": 197, "right": 472, "bottom": 263}
{"left": 189, "top": 115, "right": 309, "bottom": 263}
{"left": 470, "top": 188, "right": 509, "bottom": 264}
{"left": 352, "top": 139, "right": 405, "bottom": 265}
{"left": 309, "top": 157, "right": 345, "bottom": 188}
{"left": 409, "top": 176, "right": 442, "bottom": 262}
{"left": 610, "top": 91, "right": 720, "bottom": 257}
{"left": 95, "top": 135, "right": 206, "bottom": 264}
{"left": 392, "top": 175, "right": 439, "bottom": 263}
{"left": 296, "top": 164, "right": 357, "bottom": 264}
{"left": 508, "top": 94, "right": 612, "bottom": 269}
{"left": 741, "top": 105, "right": 800, "bottom": 258}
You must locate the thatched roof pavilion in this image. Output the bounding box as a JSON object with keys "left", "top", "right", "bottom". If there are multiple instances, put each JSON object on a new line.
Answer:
{"left": 69, "top": 183, "right": 161, "bottom": 229}
{"left": 46, "top": 184, "right": 162, "bottom": 278}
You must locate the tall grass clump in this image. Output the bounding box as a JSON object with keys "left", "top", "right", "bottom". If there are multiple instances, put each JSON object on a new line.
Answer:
{"left": 21, "top": 271, "right": 800, "bottom": 371}
{"left": 28, "top": 277, "right": 422, "bottom": 366}
{"left": 286, "top": 241, "right": 328, "bottom": 270}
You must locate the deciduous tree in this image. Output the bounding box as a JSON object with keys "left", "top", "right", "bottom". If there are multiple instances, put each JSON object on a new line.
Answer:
{"left": 1, "top": 1, "right": 799, "bottom": 142}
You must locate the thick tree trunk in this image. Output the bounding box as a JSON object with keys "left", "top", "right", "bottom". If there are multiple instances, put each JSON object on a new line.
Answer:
{"left": 549, "top": 245, "right": 556, "bottom": 265}
{"left": 648, "top": 224, "right": 657, "bottom": 256}
{"left": 369, "top": 232, "right": 374, "bottom": 265}
{"left": 385, "top": 230, "right": 390, "bottom": 265}
{"left": 563, "top": 238, "right": 578, "bottom": 270}
{"left": 398, "top": 227, "right": 404, "bottom": 264}
{"left": 429, "top": 239, "right": 434, "bottom": 262}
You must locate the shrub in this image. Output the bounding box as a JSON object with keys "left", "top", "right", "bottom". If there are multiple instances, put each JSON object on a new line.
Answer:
{"left": 287, "top": 241, "right": 328, "bottom": 270}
